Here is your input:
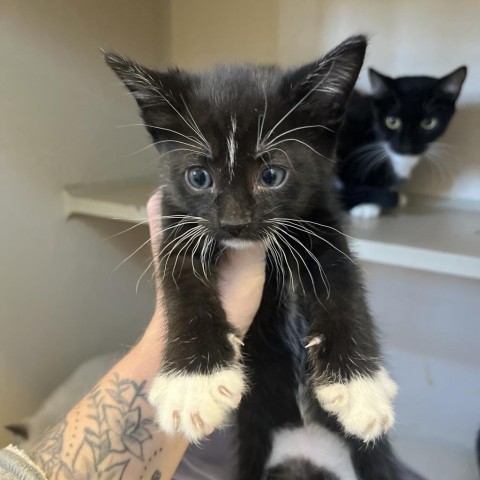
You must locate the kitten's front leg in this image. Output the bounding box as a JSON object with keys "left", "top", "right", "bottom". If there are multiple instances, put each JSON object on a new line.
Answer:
{"left": 148, "top": 253, "right": 246, "bottom": 442}
{"left": 303, "top": 249, "right": 397, "bottom": 442}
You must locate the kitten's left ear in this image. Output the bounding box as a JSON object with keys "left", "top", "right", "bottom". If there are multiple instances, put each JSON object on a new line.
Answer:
{"left": 368, "top": 68, "right": 393, "bottom": 98}
{"left": 436, "top": 66, "right": 467, "bottom": 101}
{"left": 285, "top": 35, "right": 367, "bottom": 128}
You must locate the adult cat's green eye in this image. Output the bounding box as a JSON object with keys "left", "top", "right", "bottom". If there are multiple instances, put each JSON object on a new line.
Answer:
{"left": 260, "top": 166, "right": 286, "bottom": 188}
{"left": 186, "top": 167, "right": 213, "bottom": 190}
{"left": 385, "top": 116, "right": 402, "bottom": 130}
{"left": 420, "top": 117, "right": 439, "bottom": 130}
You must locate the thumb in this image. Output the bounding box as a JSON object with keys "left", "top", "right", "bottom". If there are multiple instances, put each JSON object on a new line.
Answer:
{"left": 217, "top": 244, "right": 266, "bottom": 337}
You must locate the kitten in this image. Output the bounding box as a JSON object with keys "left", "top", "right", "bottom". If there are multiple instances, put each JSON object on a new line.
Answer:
{"left": 106, "top": 36, "right": 402, "bottom": 479}
{"left": 336, "top": 66, "right": 467, "bottom": 219}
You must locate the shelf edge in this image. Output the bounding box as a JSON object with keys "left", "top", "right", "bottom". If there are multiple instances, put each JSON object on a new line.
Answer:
{"left": 351, "top": 238, "right": 480, "bottom": 280}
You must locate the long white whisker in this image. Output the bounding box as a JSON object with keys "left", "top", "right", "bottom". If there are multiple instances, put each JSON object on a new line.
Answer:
{"left": 262, "top": 124, "right": 333, "bottom": 149}
{"left": 270, "top": 218, "right": 356, "bottom": 241}
{"left": 272, "top": 220, "right": 357, "bottom": 266}
{"left": 180, "top": 95, "right": 211, "bottom": 152}
{"left": 261, "top": 63, "right": 335, "bottom": 145}
{"left": 117, "top": 123, "right": 206, "bottom": 148}
{"left": 265, "top": 138, "right": 333, "bottom": 162}
{"left": 274, "top": 227, "right": 327, "bottom": 301}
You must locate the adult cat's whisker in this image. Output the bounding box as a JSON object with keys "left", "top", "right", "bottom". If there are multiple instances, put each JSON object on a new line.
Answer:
{"left": 425, "top": 155, "right": 454, "bottom": 184}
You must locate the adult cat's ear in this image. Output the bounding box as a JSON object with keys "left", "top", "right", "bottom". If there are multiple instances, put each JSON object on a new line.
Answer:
{"left": 368, "top": 68, "right": 393, "bottom": 98}
{"left": 285, "top": 35, "right": 367, "bottom": 127}
{"left": 436, "top": 66, "right": 467, "bottom": 101}
{"left": 5, "top": 423, "right": 29, "bottom": 440}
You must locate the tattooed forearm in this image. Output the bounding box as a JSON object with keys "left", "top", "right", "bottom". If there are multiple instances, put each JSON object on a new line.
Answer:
{"left": 31, "top": 373, "right": 160, "bottom": 480}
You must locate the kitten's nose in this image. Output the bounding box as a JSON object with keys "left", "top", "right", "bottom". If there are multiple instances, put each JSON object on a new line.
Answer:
{"left": 220, "top": 219, "right": 249, "bottom": 236}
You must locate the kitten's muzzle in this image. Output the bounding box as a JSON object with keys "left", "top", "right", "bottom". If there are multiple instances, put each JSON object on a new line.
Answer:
{"left": 219, "top": 220, "right": 250, "bottom": 238}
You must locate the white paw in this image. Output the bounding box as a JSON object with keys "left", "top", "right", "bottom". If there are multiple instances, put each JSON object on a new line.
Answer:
{"left": 315, "top": 368, "right": 398, "bottom": 442}
{"left": 350, "top": 204, "right": 381, "bottom": 219}
{"left": 398, "top": 193, "right": 408, "bottom": 208}
{"left": 148, "top": 366, "right": 246, "bottom": 442}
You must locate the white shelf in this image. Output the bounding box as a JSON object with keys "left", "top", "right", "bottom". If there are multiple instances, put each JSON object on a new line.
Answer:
{"left": 64, "top": 179, "right": 480, "bottom": 280}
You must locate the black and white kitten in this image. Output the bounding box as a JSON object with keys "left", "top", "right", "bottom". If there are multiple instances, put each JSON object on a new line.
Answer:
{"left": 336, "top": 66, "right": 467, "bottom": 218}
{"left": 106, "top": 36, "right": 401, "bottom": 479}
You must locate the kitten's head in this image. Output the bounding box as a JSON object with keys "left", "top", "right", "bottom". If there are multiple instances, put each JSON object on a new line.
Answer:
{"left": 369, "top": 66, "right": 467, "bottom": 178}
{"left": 106, "top": 36, "right": 366, "bottom": 246}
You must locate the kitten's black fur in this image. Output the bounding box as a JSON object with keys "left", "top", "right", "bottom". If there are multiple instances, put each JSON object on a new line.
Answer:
{"left": 336, "top": 66, "right": 466, "bottom": 212}
{"left": 106, "top": 37, "right": 406, "bottom": 479}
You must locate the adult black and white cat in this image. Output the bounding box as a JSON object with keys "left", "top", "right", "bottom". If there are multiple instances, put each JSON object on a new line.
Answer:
{"left": 106, "top": 36, "right": 406, "bottom": 479}
{"left": 336, "top": 66, "right": 467, "bottom": 218}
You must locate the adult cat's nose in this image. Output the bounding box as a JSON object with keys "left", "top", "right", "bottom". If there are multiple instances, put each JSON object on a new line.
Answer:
{"left": 220, "top": 219, "right": 249, "bottom": 237}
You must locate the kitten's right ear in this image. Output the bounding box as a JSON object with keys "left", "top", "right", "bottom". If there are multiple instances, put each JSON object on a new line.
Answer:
{"left": 104, "top": 52, "right": 194, "bottom": 111}
{"left": 5, "top": 423, "right": 29, "bottom": 440}
{"left": 368, "top": 68, "right": 393, "bottom": 98}
{"left": 104, "top": 52, "right": 164, "bottom": 107}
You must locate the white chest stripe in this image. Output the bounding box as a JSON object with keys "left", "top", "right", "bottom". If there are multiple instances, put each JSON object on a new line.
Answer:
{"left": 383, "top": 144, "right": 421, "bottom": 179}
{"left": 267, "top": 425, "right": 358, "bottom": 480}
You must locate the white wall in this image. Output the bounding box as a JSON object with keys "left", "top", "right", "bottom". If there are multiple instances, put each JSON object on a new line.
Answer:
{"left": 169, "top": 0, "right": 279, "bottom": 69}
{"left": 0, "top": 0, "right": 170, "bottom": 446}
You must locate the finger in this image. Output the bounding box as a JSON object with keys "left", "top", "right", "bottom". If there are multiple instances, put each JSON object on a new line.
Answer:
{"left": 147, "top": 188, "right": 165, "bottom": 291}
{"left": 218, "top": 243, "right": 266, "bottom": 336}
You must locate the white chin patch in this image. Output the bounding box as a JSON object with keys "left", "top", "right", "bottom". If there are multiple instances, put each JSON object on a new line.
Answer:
{"left": 384, "top": 145, "right": 421, "bottom": 179}
{"left": 221, "top": 238, "right": 257, "bottom": 250}
{"left": 268, "top": 424, "right": 358, "bottom": 479}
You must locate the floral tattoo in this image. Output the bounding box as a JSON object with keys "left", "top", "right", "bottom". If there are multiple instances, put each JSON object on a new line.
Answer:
{"left": 32, "top": 373, "right": 159, "bottom": 480}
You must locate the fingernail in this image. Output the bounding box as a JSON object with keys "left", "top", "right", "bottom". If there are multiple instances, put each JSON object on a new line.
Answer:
{"left": 219, "top": 386, "right": 232, "bottom": 397}
{"left": 173, "top": 411, "right": 180, "bottom": 430}
{"left": 192, "top": 413, "right": 204, "bottom": 431}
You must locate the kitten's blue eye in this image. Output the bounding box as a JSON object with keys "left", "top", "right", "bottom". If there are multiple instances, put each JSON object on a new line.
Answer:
{"left": 186, "top": 167, "right": 213, "bottom": 190}
{"left": 420, "top": 117, "right": 439, "bottom": 130}
{"left": 385, "top": 116, "right": 402, "bottom": 130}
{"left": 260, "top": 166, "right": 287, "bottom": 188}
